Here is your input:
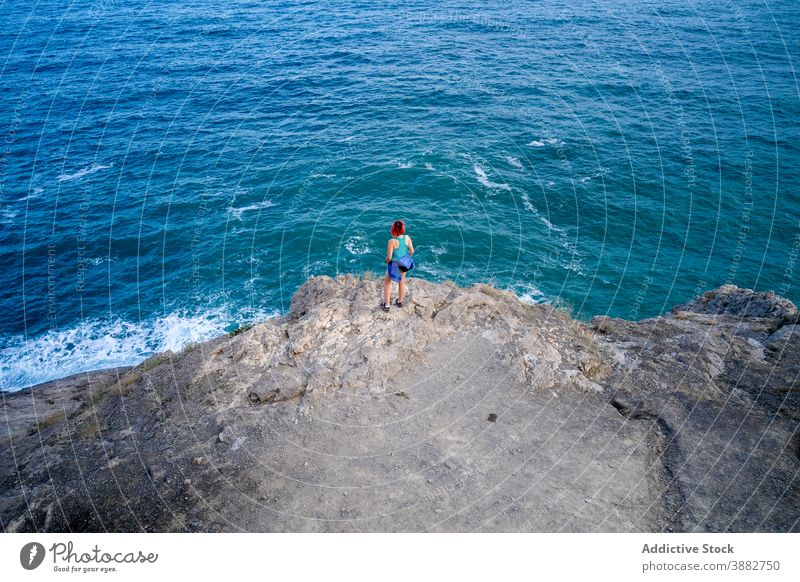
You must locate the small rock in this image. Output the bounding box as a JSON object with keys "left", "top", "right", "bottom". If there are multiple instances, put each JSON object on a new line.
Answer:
{"left": 218, "top": 426, "right": 234, "bottom": 443}
{"left": 230, "top": 436, "right": 246, "bottom": 451}
{"left": 248, "top": 370, "right": 304, "bottom": 403}
{"left": 192, "top": 457, "right": 204, "bottom": 465}
{"left": 148, "top": 465, "right": 166, "bottom": 480}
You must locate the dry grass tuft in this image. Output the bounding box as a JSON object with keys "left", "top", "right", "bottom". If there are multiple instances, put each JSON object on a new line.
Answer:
{"left": 29, "top": 411, "right": 66, "bottom": 435}
{"left": 478, "top": 285, "right": 505, "bottom": 299}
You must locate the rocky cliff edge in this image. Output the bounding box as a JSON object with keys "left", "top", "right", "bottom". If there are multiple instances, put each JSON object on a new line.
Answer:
{"left": 1, "top": 276, "right": 798, "bottom": 532}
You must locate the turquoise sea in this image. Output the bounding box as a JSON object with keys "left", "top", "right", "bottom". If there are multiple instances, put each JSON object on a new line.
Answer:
{"left": 1, "top": 0, "right": 798, "bottom": 390}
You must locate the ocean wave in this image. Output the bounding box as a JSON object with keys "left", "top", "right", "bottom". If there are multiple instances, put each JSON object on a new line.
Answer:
{"left": 578, "top": 167, "right": 611, "bottom": 184}
{"left": 563, "top": 260, "right": 585, "bottom": 275}
{"left": 57, "top": 164, "right": 111, "bottom": 182}
{"left": 82, "top": 255, "right": 119, "bottom": 266}
{"left": 344, "top": 234, "right": 372, "bottom": 255}
{"left": 416, "top": 264, "right": 446, "bottom": 278}
{"left": 539, "top": 216, "right": 560, "bottom": 231}
{"left": 521, "top": 191, "right": 537, "bottom": 214}
{"left": 430, "top": 244, "right": 447, "bottom": 257}
{"left": 505, "top": 155, "right": 524, "bottom": 169}
{"left": 1, "top": 207, "right": 19, "bottom": 224}
{"left": 511, "top": 282, "right": 545, "bottom": 304}
{"left": 0, "top": 305, "right": 277, "bottom": 392}
{"left": 302, "top": 259, "right": 332, "bottom": 279}
{"left": 228, "top": 199, "right": 274, "bottom": 220}
{"left": 16, "top": 187, "right": 43, "bottom": 202}
{"left": 520, "top": 192, "right": 565, "bottom": 233}
{"left": 474, "top": 165, "right": 511, "bottom": 191}
{"left": 528, "top": 138, "right": 563, "bottom": 148}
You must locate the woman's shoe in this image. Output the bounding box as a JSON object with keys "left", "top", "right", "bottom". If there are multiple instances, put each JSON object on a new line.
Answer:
{"left": 381, "top": 303, "right": 390, "bottom": 312}
{"left": 395, "top": 298, "right": 404, "bottom": 307}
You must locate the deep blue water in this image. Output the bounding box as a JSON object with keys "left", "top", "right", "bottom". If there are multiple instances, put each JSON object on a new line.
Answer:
{"left": 1, "top": 0, "right": 798, "bottom": 390}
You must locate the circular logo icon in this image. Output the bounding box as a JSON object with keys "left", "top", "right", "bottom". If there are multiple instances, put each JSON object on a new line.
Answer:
{"left": 20, "top": 542, "right": 46, "bottom": 570}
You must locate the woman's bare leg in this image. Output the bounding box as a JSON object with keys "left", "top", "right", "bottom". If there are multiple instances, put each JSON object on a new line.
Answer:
{"left": 399, "top": 273, "right": 406, "bottom": 302}
{"left": 384, "top": 273, "right": 391, "bottom": 306}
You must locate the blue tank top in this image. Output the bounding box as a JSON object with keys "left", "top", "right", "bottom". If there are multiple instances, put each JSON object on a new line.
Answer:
{"left": 391, "top": 235, "right": 409, "bottom": 260}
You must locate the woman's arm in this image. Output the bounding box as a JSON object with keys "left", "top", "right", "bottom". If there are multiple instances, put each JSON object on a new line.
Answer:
{"left": 386, "top": 240, "right": 394, "bottom": 263}
{"left": 406, "top": 236, "right": 414, "bottom": 255}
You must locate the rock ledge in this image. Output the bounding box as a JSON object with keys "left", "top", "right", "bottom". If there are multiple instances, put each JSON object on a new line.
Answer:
{"left": 1, "top": 277, "right": 798, "bottom": 532}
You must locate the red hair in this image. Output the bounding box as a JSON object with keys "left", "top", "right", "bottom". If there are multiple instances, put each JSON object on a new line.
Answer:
{"left": 390, "top": 220, "right": 405, "bottom": 237}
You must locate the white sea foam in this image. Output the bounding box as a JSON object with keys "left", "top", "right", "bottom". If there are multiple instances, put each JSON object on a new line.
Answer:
{"left": 424, "top": 163, "right": 434, "bottom": 170}
{"left": 576, "top": 168, "right": 611, "bottom": 184}
{"left": 474, "top": 165, "right": 511, "bottom": 191}
{"left": 512, "top": 282, "right": 545, "bottom": 304}
{"left": 398, "top": 161, "right": 416, "bottom": 169}
{"left": 430, "top": 244, "right": 447, "bottom": 257}
{"left": 539, "top": 213, "right": 566, "bottom": 234}
{"left": 520, "top": 192, "right": 565, "bottom": 233}
{"left": 228, "top": 199, "right": 274, "bottom": 220}
{"left": 540, "top": 216, "right": 558, "bottom": 231}
{"left": 57, "top": 164, "right": 111, "bottom": 182}
{"left": 528, "top": 138, "right": 563, "bottom": 148}
{"left": 564, "top": 260, "right": 585, "bottom": 275}
{"left": 18, "top": 187, "right": 44, "bottom": 201}
{"left": 417, "top": 264, "right": 446, "bottom": 278}
{"left": 82, "top": 255, "right": 119, "bottom": 266}
{"left": 302, "top": 259, "right": 332, "bottom": 280}
{"left": 242, "top": 275, "right": 262, "bottom": 291}
{"left": 521, "top": 192, "right": 537, "bottom": 214}
{"left": 505, "top": 156, "right": 524, "bottom": 169}
{"left": 0, "top": 207, "right": 19, "bottom": 224}
{"left": 344, "top": 234, "right": 371, "bottom": 255}
{"left": 0, "top": 305, "right": 278, "bottom": 392}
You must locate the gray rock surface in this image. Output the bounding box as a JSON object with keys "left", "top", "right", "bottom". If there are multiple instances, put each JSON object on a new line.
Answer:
{"left": 1, "top": 276, "right": 798, "bottom": 532}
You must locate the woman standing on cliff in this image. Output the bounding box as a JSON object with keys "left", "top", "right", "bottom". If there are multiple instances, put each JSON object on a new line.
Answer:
{"left": 383, "top": 219, "right": 414, "bottom": 311}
